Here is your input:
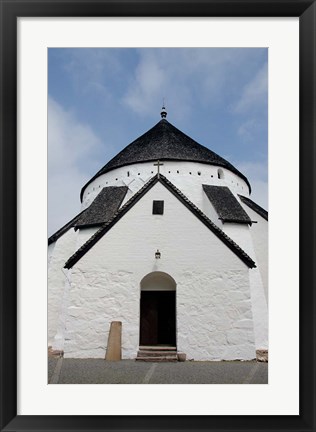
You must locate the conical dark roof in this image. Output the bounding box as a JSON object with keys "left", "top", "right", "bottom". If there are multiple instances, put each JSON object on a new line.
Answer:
{"left": 81, "top": 118, "right": 250, "bottom": 201}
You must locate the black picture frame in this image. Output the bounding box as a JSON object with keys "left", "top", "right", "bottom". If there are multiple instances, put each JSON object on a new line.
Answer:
{"left": 0, "top": 1, "right": 315, "bottom": 431}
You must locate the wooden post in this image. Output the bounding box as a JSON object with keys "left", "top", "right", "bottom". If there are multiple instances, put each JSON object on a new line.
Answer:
{"left": 105, "top": 321, "right": 122, "bottom": 361}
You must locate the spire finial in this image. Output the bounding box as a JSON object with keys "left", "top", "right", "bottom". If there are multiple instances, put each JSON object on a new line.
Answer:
{"left": 160, "top": 99, "right": 167, "bottom": 119}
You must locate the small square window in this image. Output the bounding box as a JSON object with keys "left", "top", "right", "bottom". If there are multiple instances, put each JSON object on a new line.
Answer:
{"left": 153, "top": 200, "right": 164, "bottom": 215}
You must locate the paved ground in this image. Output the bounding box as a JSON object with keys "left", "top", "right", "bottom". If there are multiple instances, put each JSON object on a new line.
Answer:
{"left": 48, "top": 358, "right": 268, "bottom": 384}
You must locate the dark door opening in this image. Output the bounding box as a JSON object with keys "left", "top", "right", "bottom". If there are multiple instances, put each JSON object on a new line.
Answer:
{"left": 140, "top": 291, "right": 176, "bottom": 346}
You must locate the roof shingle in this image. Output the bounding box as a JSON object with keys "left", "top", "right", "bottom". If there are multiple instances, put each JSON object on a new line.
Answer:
{"left": 80, "top": 119, "right": 251, "bottom": 201}
{"left": 48, "top": 186, "right": 128, "bottom": 245}
{"left": 203, "top": 185, "right": 252, "bottom": 224}
{"left": 75, "top": 186, "right": 128, "bottom": 228}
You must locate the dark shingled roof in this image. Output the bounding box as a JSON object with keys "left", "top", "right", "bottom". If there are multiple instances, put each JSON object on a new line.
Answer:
{"left": 48, "top": 186, "right": 128, "bottom": 245}
{"left": 75, "top": 186, "right": 128, "bottom": 228}
{"left": 80, "top": 119, "right": 251, "bottom": 201}
{"left": 65, "top": 174, "right": 256, "bottom": 270}
{"left": 238, "top": 195, "right": 268, "bottom": 221}
{"left": 203, "top": 185, "right": 252, "bottom": 224}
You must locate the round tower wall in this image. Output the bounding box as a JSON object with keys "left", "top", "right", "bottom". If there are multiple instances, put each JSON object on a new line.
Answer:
{"left": 81, "top": 161, "right": 250, "bottom": 212}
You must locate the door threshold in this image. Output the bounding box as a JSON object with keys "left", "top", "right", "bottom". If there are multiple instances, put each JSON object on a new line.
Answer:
{"left": 139, "top": 345, "right": 177, "bottom": 350}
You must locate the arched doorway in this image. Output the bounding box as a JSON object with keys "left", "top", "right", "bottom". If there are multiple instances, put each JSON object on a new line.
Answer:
{"left": 139, "top": 272, "right": 176, "bottom": 347}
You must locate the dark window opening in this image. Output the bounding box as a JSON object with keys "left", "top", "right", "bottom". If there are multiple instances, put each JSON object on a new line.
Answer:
{"left": 153, "top": 200, "right": 164, "bottom": 215}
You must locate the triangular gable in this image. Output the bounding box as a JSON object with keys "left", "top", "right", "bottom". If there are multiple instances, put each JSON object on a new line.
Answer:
{"left": 203, "top": 185, "right": 252, "bottom": 224}
{"left": 238, "top": 195, "right": 268, "bottom": 221}
{"left": 64, "top": 174, "right": 256, "bottom": 269}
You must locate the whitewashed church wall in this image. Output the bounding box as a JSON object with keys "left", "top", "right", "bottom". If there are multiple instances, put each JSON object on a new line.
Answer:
{"left": 48, "top": 242, "right": 56, "bottom": 266}
{"left": 64, "top": 182, "right": 256, "bottom": 360}
{"left": 120, "top": 188, "right": 134, "bottom": 207}
{"left": 248, "top": 266, "right": 268, "bottom": 350}
{"left": 48, "top": 228, "right": 77, "bottom": 346}
{"left": 224, "top": 223, "right": 268, "bottom": 350}
{"left": 177, "top": 269, "right": 255, "bottom": 360}
{"left": 239, "top": 203, "right": 268, "bottom": 303}
{"left": 222, "top": 224, "right": 253, "bottom": 258}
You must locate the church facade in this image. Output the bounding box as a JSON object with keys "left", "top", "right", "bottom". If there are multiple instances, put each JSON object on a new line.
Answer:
{"left": 48, "top": 109, "right": 268, "bottom": 361}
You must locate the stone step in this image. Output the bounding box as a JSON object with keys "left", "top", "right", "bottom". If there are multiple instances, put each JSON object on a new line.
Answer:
{"left": 139, "top": 345, "right": 176, "bottom": 351}
{"left": 137, "top": 350, "right": 177, "bottom": 357}
{"left": 136, "top": 346, "right": 178, "bottom": 362}
{"left": 136, "top": 355, "right": 178, "bottom": 362}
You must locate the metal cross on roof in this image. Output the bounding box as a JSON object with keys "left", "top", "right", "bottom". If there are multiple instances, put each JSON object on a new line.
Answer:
{"left": 154, "top": 160, "right": 164, "bottom": 176}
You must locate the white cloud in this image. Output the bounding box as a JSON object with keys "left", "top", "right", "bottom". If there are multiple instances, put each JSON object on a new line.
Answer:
{"left": 232, "top": 62, "right": 267, "bottom": 143}
{"left": 122, "top": 48, "right": 265, "bottom": 121}
{"left": 62, "top": 48, "right": 123, "bottom": 97}
{"left": 48, "top": 97, "right": 102, "bottom": 236}
{"left": 237, "top": 119, "right": 259, "bottom": 141}
{"left": 123, "top": 52, "right": 167, "bottom": 115}
{"left": 233, "top": 62, "right": 268, "bottom": 114}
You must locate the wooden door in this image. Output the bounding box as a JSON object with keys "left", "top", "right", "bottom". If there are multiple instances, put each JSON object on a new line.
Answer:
{"left": 140, "top": 291, "right": 176, "bottom": 346}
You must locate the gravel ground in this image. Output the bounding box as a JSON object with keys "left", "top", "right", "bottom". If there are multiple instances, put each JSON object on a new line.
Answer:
{"left": 48, "top": 359, "right": 268, "bottom": 385}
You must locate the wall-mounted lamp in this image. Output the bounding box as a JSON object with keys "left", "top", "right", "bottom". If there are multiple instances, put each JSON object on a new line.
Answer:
{"left": 155, "top": 249, "right": 161, "bottom": 259}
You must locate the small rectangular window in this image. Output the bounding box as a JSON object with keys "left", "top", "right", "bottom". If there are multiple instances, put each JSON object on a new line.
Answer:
{"left": 153, "top": 200, "right": 164, "bottom": 215}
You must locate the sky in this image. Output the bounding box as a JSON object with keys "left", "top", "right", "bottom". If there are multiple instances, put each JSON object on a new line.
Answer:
{"left": 48, "top": 48, "right": 268, "bottom": 236}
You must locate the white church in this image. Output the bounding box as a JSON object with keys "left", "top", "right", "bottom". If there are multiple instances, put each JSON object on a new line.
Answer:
{"left": 48, "top": 107, "right": 268, "bottom": 361}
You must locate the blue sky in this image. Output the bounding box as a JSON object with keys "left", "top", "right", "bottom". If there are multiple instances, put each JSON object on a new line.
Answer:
{"left": 48, "top": 48, "right": 268, "bottom": 236}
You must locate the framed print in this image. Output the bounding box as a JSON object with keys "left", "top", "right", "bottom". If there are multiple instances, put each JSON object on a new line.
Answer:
{"left": 0, "top": 1, "right": 315, "bottom": 431}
